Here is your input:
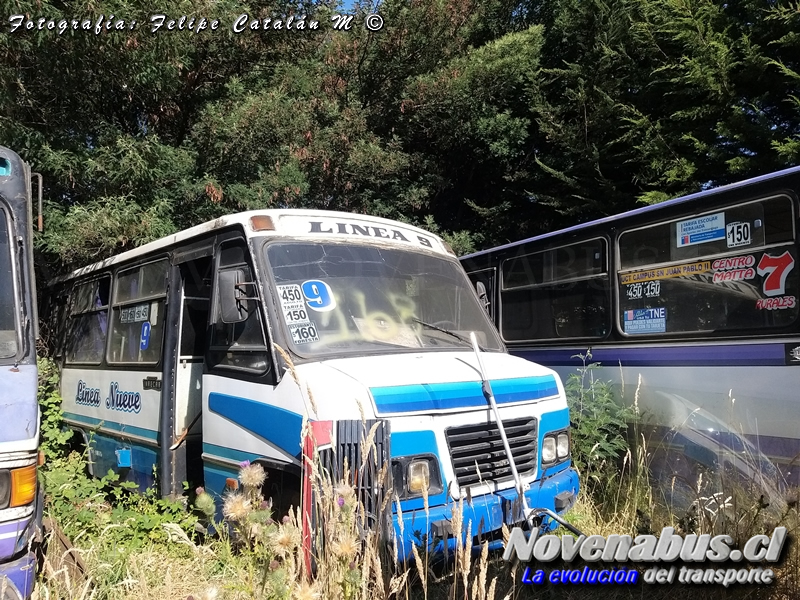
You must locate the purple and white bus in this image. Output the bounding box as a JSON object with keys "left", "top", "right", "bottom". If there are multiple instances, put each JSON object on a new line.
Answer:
{"left": 461, "top": 167, "right": 800, "bottom": 507}
{"left": 0, "top": 147, "right": 42, "bottom": 599}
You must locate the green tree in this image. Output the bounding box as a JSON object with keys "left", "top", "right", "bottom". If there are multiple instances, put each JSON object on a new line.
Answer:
{"left": 2, "top": 0, "right": 799, "bottom": 270}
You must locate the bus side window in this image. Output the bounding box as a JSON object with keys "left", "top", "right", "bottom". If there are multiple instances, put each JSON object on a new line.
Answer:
{"left": 208, "top": 241, "right": 272, "bottom": 376}
{"left": 107, "top": 260, "right": 168, "bottom": 365}
{"left": 500, "top": 239, "right": 610, "bottom": 342}
{"left": 616, "top": 195, "right": 798, "bottom": 336}
{"left": 66, "top": 276, "right": 110, "bottom": 364}
{"left": 179, "top": 258, "right": 212, "bottom": 358}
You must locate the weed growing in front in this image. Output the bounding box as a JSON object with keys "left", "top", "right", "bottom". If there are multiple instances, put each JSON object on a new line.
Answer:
{"left": 564, "top": 351, "right": 637, "bottom": 489}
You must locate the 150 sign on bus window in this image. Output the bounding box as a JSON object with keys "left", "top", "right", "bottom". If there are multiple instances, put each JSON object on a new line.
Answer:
{"left": 626, "top": 280, "right": 661, "bottom": 300}
{"left": 277, "top": 283, "right": 318, "bottom": 344}
{"left": 726, "top": 221, "right": 751, "bottom": 248}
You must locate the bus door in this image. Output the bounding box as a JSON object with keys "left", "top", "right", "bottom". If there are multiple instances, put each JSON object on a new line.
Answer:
{"left": 200, "top": 238, "right": 302, "bottom": 512}
{"left": 162, "top": 248, "right": 212, "bottom": 497}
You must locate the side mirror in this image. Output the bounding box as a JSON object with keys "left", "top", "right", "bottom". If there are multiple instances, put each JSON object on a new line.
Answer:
{"left": 476, "top": 281, "right": 490, "bottom": 314}
{"left": 219, "top": 269, "right": 251, "bottom": 323}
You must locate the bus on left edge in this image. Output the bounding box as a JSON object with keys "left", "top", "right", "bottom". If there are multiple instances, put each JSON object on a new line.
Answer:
{"left": 0, "top": 146, "right": 42, "bottom": 600}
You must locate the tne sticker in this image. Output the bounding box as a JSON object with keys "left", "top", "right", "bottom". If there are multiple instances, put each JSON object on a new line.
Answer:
{"left": 302, "top": 280, "right": 336, "bottom": 312}
{"left": 623, "top": 308, "right": 666, "bottom": 334}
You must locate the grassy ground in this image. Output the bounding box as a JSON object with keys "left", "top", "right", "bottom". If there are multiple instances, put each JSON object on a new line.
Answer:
{"left": 31, "top": 358, "right": 800, "bottom": 600}
{"left": 32, "top": 460, "right": 800, "bottom": 600}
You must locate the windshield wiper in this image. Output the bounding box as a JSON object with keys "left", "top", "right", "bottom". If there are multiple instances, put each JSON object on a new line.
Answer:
{"left": 411, "top": 318, "right": 488, "bottom": 351}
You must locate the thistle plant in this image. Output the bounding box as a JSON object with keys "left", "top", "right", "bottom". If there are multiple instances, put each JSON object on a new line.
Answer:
{"left": 219, "top": 461, "right": 275, "bottom": 551}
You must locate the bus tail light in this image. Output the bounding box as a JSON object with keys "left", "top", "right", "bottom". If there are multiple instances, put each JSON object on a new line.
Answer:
{"left": 10, "top": 465, "right": 37, "bottom": 507}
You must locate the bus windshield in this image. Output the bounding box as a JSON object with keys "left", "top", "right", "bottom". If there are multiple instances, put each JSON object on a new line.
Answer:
{"left": 266, "top": 242, "right": 503, "bottom": 356}
{"left": 0, "top": 210, "right": 18, "bottom": 358}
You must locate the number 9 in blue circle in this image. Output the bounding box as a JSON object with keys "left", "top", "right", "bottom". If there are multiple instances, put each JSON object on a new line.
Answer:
{"left": 302, "top": 280, "right": 336, "bottom": 312}
{"left": 140, "top": 321, "right": 151, "bottom": 350}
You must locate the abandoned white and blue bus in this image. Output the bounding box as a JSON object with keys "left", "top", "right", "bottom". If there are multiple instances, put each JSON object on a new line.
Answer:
{"left": 0, "top": 147, "right": 43, "bottom": 599}
{"left": 45, "top": 210, "right": 579, "bottom": 560}
{"left": 460, "top": 166, "right": 800, "bottom": 504}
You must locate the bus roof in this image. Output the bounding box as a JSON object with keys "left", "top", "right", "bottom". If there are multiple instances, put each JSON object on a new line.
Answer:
{"left": 54, "top": 209, "right": 453, "bottom": 283}
{"left": 462, "top": 164, "right": 800, "bottom": 259}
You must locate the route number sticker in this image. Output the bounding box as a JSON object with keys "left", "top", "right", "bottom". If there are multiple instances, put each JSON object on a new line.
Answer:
{"left": 301, "top": 280, "right": 336, "bottom": 312}
{"left": 726, "top": 222, "right": 751, "bottom": 248}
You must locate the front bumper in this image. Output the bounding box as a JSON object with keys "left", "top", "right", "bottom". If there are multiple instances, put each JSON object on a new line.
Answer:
{"left": 393, "top": 466, "right": 579, "bottom": 562}
{"left": 0, "top": 550, "right": 36, "bottom": 599}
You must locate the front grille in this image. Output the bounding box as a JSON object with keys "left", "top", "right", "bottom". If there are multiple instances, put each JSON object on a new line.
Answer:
{"left": 445, "top": 417, "right": 537, "bottom": 488}
{"left": 318, "top": 420, "right": 392, "bottom": 534}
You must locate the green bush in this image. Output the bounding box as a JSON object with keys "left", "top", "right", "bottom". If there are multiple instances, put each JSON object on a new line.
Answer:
{"left": 37, "top": 357, "right": 199, "bottom": 559}
{"left": 37, "top": 357, "right": 74, "bottom": 461}
{"left": 564, "top": 352, "right": 636, "bottom": 488}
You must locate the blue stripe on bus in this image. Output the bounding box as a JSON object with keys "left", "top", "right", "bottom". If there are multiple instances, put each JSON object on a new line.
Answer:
{"left": 202, "top": 442, "right": 263, "bottom": 465}
{"left": 370, "top": 375, "right": 559, "bottom": 414}
{"left": 62, "top": 412, "right": 159, "bottom": 441}
{"left": 512, "top": 343, "right": 787, "bottom": 367}
{"left": 208, "top": 393, "right": 303, "bottom": 458}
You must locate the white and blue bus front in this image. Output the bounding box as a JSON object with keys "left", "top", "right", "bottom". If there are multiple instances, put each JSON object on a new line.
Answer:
{"left": 0, "top": 150, "right": 40, "bottom": 600}
{"left": 260, "top": 231, "right": 579, "bottom": 560}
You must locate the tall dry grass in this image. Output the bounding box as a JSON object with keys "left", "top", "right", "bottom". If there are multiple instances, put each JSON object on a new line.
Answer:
{"left": 32, "top": 355, "right": 800, "bottom": 600}
{"left": 33, "top": 422, "right": 800, "bottom": 600}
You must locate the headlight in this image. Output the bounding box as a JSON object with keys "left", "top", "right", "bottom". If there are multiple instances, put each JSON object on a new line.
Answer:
{"left": 407, "top": 460, "right": 430, "bottom": 494}
{"left": 0, "top": 471, "right": 10, "bottom": 508}
{"left": 542, "top": 436, "right": 556, "bottom": 464}
{"left": 393, "top": 455, "right": 442, "bottom": 499}
{"left": 557, "top": 432, "right": 570, "bottom": 459}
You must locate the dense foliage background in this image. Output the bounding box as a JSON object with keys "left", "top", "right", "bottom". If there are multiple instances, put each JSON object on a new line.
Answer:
{"left": 2, "top": 0, "right": 799, "bottom": 275}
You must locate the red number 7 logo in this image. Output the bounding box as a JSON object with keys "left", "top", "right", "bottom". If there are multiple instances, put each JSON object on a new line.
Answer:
{"left": 757, "top": 251, "right": 795, "bottom": 296}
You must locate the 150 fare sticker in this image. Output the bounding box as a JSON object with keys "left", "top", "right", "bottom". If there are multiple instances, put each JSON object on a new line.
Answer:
{"left": 277, "top": 284, "right": 320, "bottom": 344}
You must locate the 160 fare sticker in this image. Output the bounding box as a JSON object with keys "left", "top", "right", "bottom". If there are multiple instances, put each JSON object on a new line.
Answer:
{"left": 277, "top": 280, "right": 336, "bottom": 344}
